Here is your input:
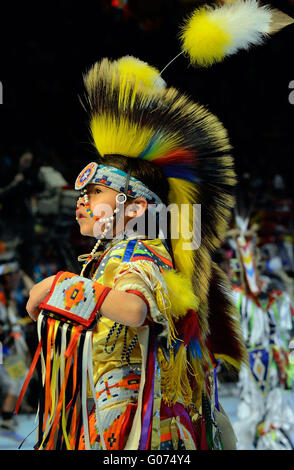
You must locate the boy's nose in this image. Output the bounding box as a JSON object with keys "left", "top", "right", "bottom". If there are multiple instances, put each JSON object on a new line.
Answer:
{"left": 77, "top": 196, "right": 85, "bottom": 207}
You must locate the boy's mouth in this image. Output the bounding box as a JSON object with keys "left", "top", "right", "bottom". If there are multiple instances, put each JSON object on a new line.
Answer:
{"left": 76, "top": 210, "right": 102, "bottom": 222}
{"left": 76, "top": 210, "right": 87, "bottom": 219}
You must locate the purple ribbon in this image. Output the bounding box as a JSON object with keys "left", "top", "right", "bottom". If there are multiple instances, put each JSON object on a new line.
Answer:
{"left": 138, "top": 334, "right": 156, "bottom": 449}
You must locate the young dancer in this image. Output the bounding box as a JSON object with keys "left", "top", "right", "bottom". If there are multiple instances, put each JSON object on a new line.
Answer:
{"left": 18, "top": 0, "right": 293, "bottom": 450}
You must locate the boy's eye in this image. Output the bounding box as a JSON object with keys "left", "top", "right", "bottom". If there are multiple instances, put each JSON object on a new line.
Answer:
{"left": 95, "top": 188, "right": 101, "bottom": 194}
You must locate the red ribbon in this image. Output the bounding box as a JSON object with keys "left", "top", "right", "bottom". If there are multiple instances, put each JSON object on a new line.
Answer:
{"left": 14, "top": 337, "right": 43, "bottom": 415}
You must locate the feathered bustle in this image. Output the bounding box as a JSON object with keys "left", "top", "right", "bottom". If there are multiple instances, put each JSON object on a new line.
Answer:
{"left": 163, "top": 270, "right": 199, "bottom": 319}
{"left": 206, "top": 262, "right": 248, "bottom": 368}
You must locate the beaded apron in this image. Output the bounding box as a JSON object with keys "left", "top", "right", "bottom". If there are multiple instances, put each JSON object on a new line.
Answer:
{"left": 78, "top": 364, "right": 141, "bottom": 450}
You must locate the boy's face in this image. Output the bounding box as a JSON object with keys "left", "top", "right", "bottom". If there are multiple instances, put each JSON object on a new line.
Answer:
{"left": 76, "top": 183, "right": 118, "bottom": 238}
{"left": 76, "top": 183, "right": 148, "bottom": 238}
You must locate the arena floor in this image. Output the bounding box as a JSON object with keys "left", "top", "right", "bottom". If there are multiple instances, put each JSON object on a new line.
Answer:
{"left": 0, "top": 387, "right": 240, "bottom": 450}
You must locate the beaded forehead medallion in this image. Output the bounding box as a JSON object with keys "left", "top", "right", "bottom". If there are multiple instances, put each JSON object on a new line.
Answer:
{"left": 75, "top": 162, "right": 98, "bottom": 190}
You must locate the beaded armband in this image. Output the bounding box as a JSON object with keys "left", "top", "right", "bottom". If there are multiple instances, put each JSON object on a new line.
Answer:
{"left": 39, "top": 271, "right": 111, "bottom": 328}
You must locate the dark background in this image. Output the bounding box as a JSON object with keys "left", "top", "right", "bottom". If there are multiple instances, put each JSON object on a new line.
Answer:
{"left": 0, "top": 0, "right": 293, "bottom": 187}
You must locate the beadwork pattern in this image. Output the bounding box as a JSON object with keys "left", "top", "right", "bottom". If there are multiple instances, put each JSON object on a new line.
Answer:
{"left": 75, "top": 162, "right": 162, "bottom": 205}
{"left": 40, "top": 271, "right": 108, "bottom": 325}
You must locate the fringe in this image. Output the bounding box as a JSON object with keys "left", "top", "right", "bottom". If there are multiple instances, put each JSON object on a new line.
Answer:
{"left": 34, "top": 312, "right": 104, "bottom": 450}
{"left": 158, "top": 345, "right": 193, "bottom": 407}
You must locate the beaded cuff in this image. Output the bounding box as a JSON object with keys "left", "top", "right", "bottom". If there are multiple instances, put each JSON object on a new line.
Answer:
{"left": 39, "top": 271, "right": 111, "bottom": 328}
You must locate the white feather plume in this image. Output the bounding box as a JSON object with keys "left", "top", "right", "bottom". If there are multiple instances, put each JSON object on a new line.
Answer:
{"left": 212, "top": 0, "right": 273, "bottom": 55}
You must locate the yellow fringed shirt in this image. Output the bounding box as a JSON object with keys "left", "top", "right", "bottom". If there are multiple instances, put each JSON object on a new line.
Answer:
{"left": 89, "top": 238, "right": 174, "bottom": 386}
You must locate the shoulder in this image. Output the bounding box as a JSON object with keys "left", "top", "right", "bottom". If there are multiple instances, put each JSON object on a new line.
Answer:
{"left": 94, "top": 238, "right": 173, "bottom": 282}
{"left": 122, "top": 239, "right": 173, "bottom": 271}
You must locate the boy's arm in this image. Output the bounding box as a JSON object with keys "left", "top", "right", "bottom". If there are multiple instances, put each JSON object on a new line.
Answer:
{"left": 26, "top": 273, "right": 147, "bottom": 327}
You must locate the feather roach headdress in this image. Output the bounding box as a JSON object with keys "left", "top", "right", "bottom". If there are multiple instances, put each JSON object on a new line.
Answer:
{"left": 81, "top": 1, "right": 292, "bottom": 371}
{"left": 83, "top": 57, "right": 234, "bottom": 297}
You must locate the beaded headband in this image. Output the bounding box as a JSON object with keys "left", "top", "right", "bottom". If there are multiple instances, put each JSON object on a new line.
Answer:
{"left": 75, "top": 162, "right": 162, "bottom": 205}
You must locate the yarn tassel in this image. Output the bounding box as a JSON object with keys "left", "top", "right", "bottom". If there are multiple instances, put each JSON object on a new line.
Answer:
{"left": 158, "top": 344, "right": 192, "bottom": 407}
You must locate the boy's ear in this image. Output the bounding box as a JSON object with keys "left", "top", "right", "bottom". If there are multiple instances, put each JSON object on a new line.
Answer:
{"left": 125, "top": 198, "right": 148, "bottom": 218}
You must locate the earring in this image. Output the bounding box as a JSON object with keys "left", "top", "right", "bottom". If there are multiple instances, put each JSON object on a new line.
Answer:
{"left": 116, "top": 193, "right": 127, "bottom": 205}
{"left": 99, "top": 192, "right": 126, "bottom": 223}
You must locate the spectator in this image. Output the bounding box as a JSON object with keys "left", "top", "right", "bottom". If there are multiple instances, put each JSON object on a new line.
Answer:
{"left": 0, "top": 150, "right": 44, "bottom": 278}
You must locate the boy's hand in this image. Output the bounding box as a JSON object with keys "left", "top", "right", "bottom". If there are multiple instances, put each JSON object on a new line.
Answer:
{"left": 26, "top": 275, "right": 55, "bottom": 321}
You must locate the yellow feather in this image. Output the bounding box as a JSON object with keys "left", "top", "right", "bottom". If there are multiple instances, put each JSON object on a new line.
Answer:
{"left": 179, "top": 7, "right": 233, "bottom": 67}
{"left": 179, "top": 1, "right": 278, "bottom": 68}
{"left": 163, "top": 269, "right": 200, "bottom": 319}
{"left": 85, "top": 58, "right": 167, "bottom": 157}
{"left": 168, "top": 178, "right": 198, "bottom": 282}
{"left": 214, "top": 353, "right": 242, "bottom": 370}
{"left": 90, "top": 114, "right": 154, "bottom": 158}
{"left": 117, "top": 56, "right": 166, "bottom": 90}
